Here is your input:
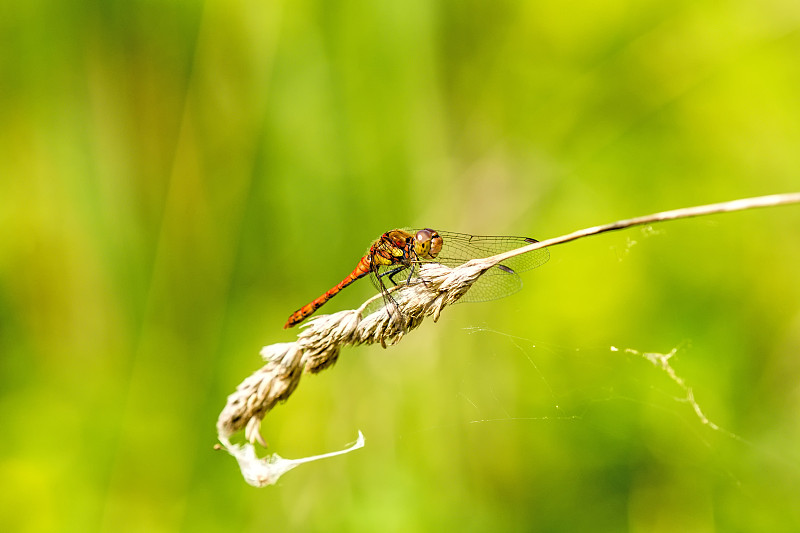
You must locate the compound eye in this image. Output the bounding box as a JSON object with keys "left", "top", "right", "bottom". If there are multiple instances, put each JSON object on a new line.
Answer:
{"left": 415, "top": 229, "right": 433, "bottom": 244}
{"left": 413, "top": 229, "right": 431, "bottom": 256}
{"left": 415, "top": 228, "right": 442, "bottom": 259}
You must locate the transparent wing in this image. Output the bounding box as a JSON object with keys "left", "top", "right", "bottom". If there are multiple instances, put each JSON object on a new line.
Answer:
{"left": 432, "top": 231, "right": 550, "bottom": 273}
{"left": 416, "top": 230, "right": 550, "bottom": 303}
{"left": 457, "top": 264, "right": 525, "bottom": 303}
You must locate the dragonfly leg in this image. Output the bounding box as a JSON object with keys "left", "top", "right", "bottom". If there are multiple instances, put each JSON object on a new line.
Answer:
{"left": 388, "top": 258, "right": 433, "bottom": 288}
{"left": 380, "top": 266, "right": 408, "bottom": 287}
{"left": 406, "top": 259, "right": 435, "bottom": 288}
{"left": 372, "top": 266, "right": 405, "bottom": 323}
{"left": 395, "top": 264, "right": 425, "bottom": 287}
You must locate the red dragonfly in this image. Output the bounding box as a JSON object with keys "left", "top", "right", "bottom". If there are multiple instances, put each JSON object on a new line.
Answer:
{"left": 284, "top": 228, "right": 550, "bottom": 328}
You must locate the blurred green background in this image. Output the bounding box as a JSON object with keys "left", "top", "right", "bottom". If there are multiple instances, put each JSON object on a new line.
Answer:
{"left": 2, "top": 0, "right": 800, "bottom": 531}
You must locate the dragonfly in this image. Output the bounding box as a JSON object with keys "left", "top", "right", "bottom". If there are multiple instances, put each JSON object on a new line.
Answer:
{"left": 284, "top": 228, "right": 550, "bottom": 329}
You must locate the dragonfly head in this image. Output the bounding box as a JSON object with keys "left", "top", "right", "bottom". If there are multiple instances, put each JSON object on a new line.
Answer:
{"left": 414, "top": 228, "right": 443, "bottom": 260}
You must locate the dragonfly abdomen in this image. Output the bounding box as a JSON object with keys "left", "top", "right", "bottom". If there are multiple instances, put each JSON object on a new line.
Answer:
{"left": 283, "top": 256, "right": 372, "bottom": 328}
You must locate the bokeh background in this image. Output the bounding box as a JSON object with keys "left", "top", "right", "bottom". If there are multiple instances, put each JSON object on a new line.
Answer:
{"left": 2, "top": 0, "right": 800, "bottom": 531}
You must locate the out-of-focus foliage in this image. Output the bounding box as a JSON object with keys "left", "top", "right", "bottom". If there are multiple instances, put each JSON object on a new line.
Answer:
{"left": 2, "top": 0, "right": 799, "bottom": 531}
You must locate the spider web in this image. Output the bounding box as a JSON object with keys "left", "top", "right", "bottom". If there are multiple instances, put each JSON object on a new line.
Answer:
{"left": 445, "top": 328, "right": 750, "bottom": 449}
